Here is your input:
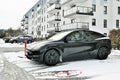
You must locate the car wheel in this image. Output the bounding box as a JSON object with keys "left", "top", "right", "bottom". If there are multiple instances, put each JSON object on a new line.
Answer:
{"left": 28, "top": 40, "right": 32, "bottom": 43}
{"left": 13, "top": 40, "right": 17, "bottom": 43}
{"left": 97, "top": 47, "right": 109, "bottom": 60}
{"left": 44, "top": 49, "right": 60, "bottom": 66}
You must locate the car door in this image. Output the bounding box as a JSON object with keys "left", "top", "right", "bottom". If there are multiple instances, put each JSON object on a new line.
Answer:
{"left": 18, "top": 36, "right": 24, "bottom": 43}
{"left": 62, "top": 30, "right": 97, "bottom": 61}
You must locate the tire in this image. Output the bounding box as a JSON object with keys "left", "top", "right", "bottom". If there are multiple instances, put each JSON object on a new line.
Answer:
{"left": 12, "top": 40, "right": 17, "bottom": 43}
{"left": 44, "top": 49, "right": 60, "bottom": 66}
{"left": 28, "top": 40, "right": 32, "bottom": 43}
{"left": 26, "top": 55, "right": 32, "bottom": 60}
{"left": 97, "top": 47, "right": 109, "bottom": 60}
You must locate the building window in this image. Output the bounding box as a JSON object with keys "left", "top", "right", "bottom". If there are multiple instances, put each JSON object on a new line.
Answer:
{"left": 37, "top": 4, "right": 39, "bottom": 7}
{"left": 92, "top": 4, "right": 96, "bottom": 12}
{"left": 116, "top": 20, "right": 119, "bottom": 28}
{"left": 92, "top": 19, "right": 96, "bottom": 26}
{"left": 44, "top": 8, "right": 46, "bottom": 13}
{"left": 32, "top": 15, "right": 34, "bottom": 18}
{"left": 63, "top": 10, "right": 64, "bottom": 16}
{"left": 104, "top": 6, "right": 107, "bottom": 14}
{"left": 42, "top": 18, "right": 43, "bottom": 22}
{"left": 71, "top": 5, "right": 76, "bottom": 8}
{"left": 104, "top": 19, "right": 107, "bottom": 28}
{"left": 63, "top": 21, "right": 65, "bottom": 25}
{"left": 44, "top": 25, "right": 45, "bottom": 31}
{"left": 44, "top": 16, "right": 45, "bottom": 22}
{"left": 32, "top": 9, "right": 34, "bottom": 12}
{"left": 118, "top": 7, "right": 120, "bottom": 14}
{"left": 71, "top": 19, "right": 75, "bottom": 23}
{"left": 47, "top": 25, "right": 48, "bottom": 28}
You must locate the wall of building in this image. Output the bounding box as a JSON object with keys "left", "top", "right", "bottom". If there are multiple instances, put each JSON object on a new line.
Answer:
{"left": 22, "top": 0, "right": 120, "bottom": 38}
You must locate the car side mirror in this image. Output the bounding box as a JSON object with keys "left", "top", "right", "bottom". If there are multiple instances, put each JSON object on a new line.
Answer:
{"left": 64, "top": 38, "right": 68, "bottom": 43}
{"left": 64, "top": 37, "right": 70, "bottom": 43}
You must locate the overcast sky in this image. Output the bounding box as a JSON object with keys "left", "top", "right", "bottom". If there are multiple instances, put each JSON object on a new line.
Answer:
{"left": 0, "top": 0, "right": 39, "bottom": 30}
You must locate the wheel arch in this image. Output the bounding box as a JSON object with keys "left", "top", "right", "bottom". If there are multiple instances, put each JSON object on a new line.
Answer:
{"left": 43, "top": 47, "right": 63, "bottom": 62}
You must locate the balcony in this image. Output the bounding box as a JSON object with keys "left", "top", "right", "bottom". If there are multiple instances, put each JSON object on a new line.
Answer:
{"left": 61, "top": 0, "right": 89, "bottom": 6}
{"left": 47, "top": 26, "right": 61, "bottom": 33}
{"left": 47, "top": 27, "right": 55, "bottom": 33}
{"left": 47, "top": 15, "right": 61, "bottom": 23}
{"left": 64, "top": 6, "right": 93, "bottom": 18}
{"left": 60, "top": 0, "right": 72, "bottom": 6}
{"left": 47, "top": 0, "right": 57, "bottom": 3}
{"left": 61, "top": 22, "right": 89, "bottom": 31}
{"left": 47, "top": 4, "right": 61, "bottom": 14}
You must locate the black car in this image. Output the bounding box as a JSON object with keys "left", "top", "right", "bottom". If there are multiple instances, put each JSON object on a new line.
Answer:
{"left": 9, "top": 35, "right": 34, "bottom": 43}
{"left": 26, "top": 29, "right": 111, "bottom": 66}
{"left": 3, "top": 37, "right": 13, "bottom": 43}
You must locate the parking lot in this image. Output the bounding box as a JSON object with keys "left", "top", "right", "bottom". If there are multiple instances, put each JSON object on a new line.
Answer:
{"left": 2, "top": 46, "right": 120, "bottom": 80}
{"left": 0, "top": 38, "right": 120, "bottom": 80}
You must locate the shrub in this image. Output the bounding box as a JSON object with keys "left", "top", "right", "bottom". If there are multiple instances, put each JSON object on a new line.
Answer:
{"left": 109, "top": 29, "right": 120, "bottom": 50}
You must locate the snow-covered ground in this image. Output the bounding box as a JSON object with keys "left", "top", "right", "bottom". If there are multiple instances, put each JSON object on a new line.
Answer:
{"left": 0, "top": 39, "right": 32, "bottom": 48}
{"left": 0, "top": 38, "right": 5, "bottom": 43}
{"left": 3, "top": 50, "right": 120, "bottom": 80}
{"left": 1, "top": 38, "right": 120, "bottom": 80}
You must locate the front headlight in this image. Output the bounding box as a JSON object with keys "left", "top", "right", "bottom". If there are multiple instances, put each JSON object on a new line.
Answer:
{"left": 27, "top": 42, "right": 45, "bottom": 50}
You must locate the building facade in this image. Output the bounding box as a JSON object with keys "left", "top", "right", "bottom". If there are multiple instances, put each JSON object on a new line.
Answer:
{"left": 91, "top": 0, "right": 120, "bottom": 36}
{"left": 21, "top": 0, "right": 120, "bottom": 38}
{"left": 21, "top": 0, "right": 48, "bottom": 38}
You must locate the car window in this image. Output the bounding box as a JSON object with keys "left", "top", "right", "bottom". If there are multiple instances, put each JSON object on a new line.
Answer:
{"left": 66, "top": 31, "right": 83, "bottom": 41}
{"left": 83, "top": 31, "right": 105, "bottom": 41}
{"left": 19, "top": 36, "right": 24, "bottom": 39}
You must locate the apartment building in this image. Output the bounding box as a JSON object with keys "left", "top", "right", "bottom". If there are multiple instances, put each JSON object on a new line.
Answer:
{"left": 21, "top": 0, "right": 48, "bottom": 38}
{"left": 21, "top": 0, "right": 120, "bottom": 38}
{"left": 91, "top": 0, "right": 120, "bottom": 36}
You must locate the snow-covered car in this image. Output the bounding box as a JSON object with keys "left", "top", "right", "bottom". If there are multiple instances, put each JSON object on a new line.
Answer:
{"left": 26, "top": 29, "right": 112, "bottom": 66}
{"left": 9, "top": 35, "right": 34, "bottom": 43}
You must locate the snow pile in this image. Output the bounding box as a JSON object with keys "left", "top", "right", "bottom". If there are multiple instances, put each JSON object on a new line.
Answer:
{"left": 0, "top": 39, "right": 5, "bottom": 43}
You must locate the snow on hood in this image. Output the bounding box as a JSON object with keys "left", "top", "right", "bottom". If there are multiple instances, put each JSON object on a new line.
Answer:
{"left": 27, "top": 40, "right": 51, "bottom": 50}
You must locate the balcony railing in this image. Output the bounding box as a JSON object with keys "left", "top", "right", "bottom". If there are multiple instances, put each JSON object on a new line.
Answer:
{"left": 47, "top": 4, "right": 61, "bottom": 12}
{"left": 47, "top": 26, "right": 61, "bottom": 32}
{"left": 61, "top": 22, "right": 89, "bottom": 30}
{"left": 47, "top": 15, "right": 61, "bottom": 22}
{"left": 47, "top": 0, "right": 57, "bottom": 3}
{"left": 47, "top": 27, "right": 55, "bottom": 32}
{"left": 60, "top": 0, "right": 72, "bottom": 5}
{"left": 64, "top": 6, "right": 93, "bottom": 17}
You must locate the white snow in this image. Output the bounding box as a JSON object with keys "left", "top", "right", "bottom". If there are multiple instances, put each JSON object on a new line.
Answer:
{"left": 0, "top": 43, "right": 24, "bottom": 48}
{"left": 3, "top": 49, "right": 120, "bottom": 79}
{"left": 0, "top": 39, "right": 5, "bottom": 43}
{"left": 0, "top": 39, "right": 31, "bottom": 48}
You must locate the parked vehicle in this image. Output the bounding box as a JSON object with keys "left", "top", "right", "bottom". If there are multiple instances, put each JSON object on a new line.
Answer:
{"left": 26, "top": 29, "right": 112, "bottom": 66}
{"left": 9, "top": 35, "right": 34, "bottom": 43}
{"left": 3, "top": 37, "right": 13, "bottom": 43}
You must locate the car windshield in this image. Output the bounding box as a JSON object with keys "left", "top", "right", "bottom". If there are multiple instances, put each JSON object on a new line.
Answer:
{"left": 48, "top": 31, "right": 72, "bottom": 41}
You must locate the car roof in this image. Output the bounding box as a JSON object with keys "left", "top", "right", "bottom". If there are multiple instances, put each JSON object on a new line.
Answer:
{"left": 60, "top": 29, "right": 105, "bottom": 36}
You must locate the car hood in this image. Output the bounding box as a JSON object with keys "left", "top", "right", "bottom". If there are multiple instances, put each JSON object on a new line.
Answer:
{"left": 27, "top": 40, "right": 52, "bottom": 50}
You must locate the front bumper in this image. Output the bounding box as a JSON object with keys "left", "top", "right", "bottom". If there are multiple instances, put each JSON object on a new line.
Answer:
{"left": 26, "top": 49, "right": 44, "bottom": 62}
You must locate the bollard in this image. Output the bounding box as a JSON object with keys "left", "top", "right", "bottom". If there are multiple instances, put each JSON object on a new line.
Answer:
{"left": 24, "top": 40, "right": 27, "bottom": 56}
